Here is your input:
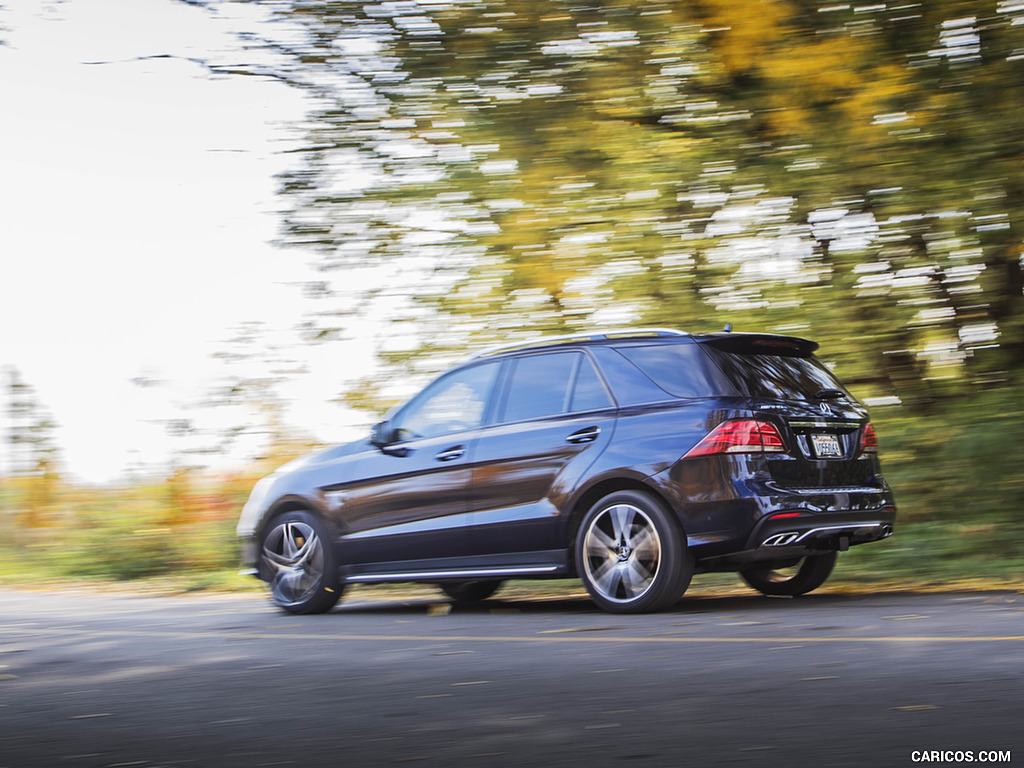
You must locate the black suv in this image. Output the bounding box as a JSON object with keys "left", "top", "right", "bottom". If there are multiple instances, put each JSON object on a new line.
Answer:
{"left": 238, "top": 329, "right": 896, "bottom": 614}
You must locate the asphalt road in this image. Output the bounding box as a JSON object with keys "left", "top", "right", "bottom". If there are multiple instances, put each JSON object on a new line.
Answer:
{"left": 0, "top": 586, "right": 1021, "bottom": 768}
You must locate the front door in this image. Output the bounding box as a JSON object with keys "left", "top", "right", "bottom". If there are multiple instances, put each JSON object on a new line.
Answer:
{"left": 340, "top": 361, "right": 500, "bottom": 565}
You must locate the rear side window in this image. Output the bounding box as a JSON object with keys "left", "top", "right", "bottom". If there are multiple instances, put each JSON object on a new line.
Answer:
{"left": 614, "top": 343, "right": 722, "bottom": 399}
{"left": 571, "top": 356, "right": 614, "bottom": 412}
{"left": 703, "top": 348, "right": 847, "bottom": 400}
{"left": 501, "top": 352, "right": 612, "bottom": 422}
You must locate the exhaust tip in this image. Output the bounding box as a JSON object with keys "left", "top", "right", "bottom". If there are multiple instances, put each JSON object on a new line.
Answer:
{"left": 762, "top": 532, "right": 801, "bottom": 547}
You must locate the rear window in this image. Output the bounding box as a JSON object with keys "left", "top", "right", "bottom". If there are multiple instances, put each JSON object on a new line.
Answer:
{"left": 614, "top": 343, "right": 722, "bottom": 399}
{"left": 702, "top": 347, "right": 847, "bottom": 400}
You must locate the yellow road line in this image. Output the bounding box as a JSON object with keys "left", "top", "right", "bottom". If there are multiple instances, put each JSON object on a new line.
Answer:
{"left": 1, "top": 627, "right": 1022, "bottom": 644}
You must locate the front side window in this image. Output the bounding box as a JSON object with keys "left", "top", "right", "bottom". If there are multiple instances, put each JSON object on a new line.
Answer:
{"left": 392, "top": 362, "right": 499, "bottom": 441}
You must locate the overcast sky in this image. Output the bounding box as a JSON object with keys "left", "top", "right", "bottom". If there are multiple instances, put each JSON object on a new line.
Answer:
{"left": 0, "top": 0, "right": 373, "bottom": 482}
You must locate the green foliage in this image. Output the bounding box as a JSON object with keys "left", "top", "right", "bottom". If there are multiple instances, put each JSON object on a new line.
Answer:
{"left": 263, "top": 0, "right": 1024, "bottom": 398}
{"left": 0, "top": 472, "right": 262, "bottom": 587}
{"left": 866, "top": 388, "right": 1024, "bottom": 527}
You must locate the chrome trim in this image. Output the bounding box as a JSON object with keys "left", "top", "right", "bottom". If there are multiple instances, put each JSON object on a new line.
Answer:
{"left": 761, "top": 522, "right": 889, "bottom": 548}
{"left": 238, "top": 568, "right": 259, "bottom": 577}
{"left": 765, "top": 484, "right": 884, "bottom": 496}
{"left": 346, "top": 565, "right": 560, "bottom": 583}
{"left": 344, "top": 512, "right": 473, "bottom": 540}
{"left": 786, "top": 421, "right": 861, "bottom": 429}
{"left": 763, "top": 532, "right": 801, "bottom": 547}
{"left": 343, "top": 501, "right": 559, "bottom": 541}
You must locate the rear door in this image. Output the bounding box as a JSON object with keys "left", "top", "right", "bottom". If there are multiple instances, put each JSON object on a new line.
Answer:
{"left": 467, "top": 350, "right": 616, "bottom": 556}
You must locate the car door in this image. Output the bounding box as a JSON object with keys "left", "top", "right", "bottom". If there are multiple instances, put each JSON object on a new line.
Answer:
{"left": 339, "top": 361, "right": 500, "bottom": 566}
{"left": 467, "top": 350, "right": 616, "bottom": 557}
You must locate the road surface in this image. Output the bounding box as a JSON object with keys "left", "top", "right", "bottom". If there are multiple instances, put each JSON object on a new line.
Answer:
{"left": 0, "top": 587, "right": 1021, "bottom": 767}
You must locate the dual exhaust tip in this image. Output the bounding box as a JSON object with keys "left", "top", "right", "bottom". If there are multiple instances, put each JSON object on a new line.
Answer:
{"left": 762, "top": 524, "right": 894, "bottom": 548}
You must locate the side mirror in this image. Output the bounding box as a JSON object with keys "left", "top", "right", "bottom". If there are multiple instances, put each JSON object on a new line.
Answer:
{"left": 370, "top": 421, "right": 391, "bottom": 448}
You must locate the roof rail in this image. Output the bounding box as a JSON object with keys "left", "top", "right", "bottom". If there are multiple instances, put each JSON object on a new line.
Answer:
{"left": 471, "top": 328, "right": 687, "bottom": 359}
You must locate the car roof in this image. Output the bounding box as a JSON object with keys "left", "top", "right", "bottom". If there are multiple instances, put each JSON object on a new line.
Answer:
{"left": 470, "top": 328, "right": 688, "bottom": 359}
{"left": 470, "top": 328, "right": 818, "bottom": 360}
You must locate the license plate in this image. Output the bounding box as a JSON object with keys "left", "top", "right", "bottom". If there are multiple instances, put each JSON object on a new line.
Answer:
{"left": 811, "top": 434, "right": 842, "bottom": 458}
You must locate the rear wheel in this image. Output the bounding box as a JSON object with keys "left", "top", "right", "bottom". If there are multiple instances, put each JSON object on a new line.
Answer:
{"left": 575, "top": 490, "right": 693, "bottom": 614}
{"left": 740, "top": 552, "right": 837, "bottom": 596}
{"left": 259, "top": 510, "right": 342, "bottom": 614}
{"left": 438, "top": 580, "right": 503, "bottom": 604}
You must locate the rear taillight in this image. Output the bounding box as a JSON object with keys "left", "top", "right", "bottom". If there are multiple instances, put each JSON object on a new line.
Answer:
{"left": 860, "top": 423, "right": 878, "bottom": 454}
{"left": 683, "top": 420, "right": 787, "bottom": 458}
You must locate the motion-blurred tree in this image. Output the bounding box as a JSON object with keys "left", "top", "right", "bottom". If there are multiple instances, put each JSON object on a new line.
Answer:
{"left": 4, "top": 367, "right": 61, "bottom": 527}
{"left": 236, "top": 0, "right": 1024, "bottom": 409}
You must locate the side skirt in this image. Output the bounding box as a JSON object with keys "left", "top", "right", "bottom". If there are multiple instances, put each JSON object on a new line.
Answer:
{"left": 340, "top": 550, "right": 571, "bottom": 584}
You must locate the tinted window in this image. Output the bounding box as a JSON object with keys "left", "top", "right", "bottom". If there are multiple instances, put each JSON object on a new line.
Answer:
{"left": 588, "top": 346, "right": 674, "bottom": 406}
{"left": 703, "top": 348, "right": 846, "bottom": 400}
{"left": 571, "top": 356, "right": 614, "bottom": 412}
{"left": 615, "top": 343, "right": 721, "bottom": 398}
{"left": 392, "top": 362, "right": 499, "bottom": 440}
{"left": 502, "top": 353, "right": 577, "bottom": 422}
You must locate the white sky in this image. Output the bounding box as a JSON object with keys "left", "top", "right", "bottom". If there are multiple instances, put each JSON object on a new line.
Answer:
{"left": 0, "top": 0, "right": 374, "bottom": 482}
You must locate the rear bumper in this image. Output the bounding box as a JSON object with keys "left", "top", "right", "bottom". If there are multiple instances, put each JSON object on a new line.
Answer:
{"left": 697, "top": 504, "right": 897, "bottom": 570}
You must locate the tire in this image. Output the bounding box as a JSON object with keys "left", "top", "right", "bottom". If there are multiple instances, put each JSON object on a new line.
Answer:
{"left": 740, "top": 551, "right": 838, "bottom": 597}
{"left": 259, "top": 510, "right": 342, "bottom": 614}
{"left": 575, "top": 490, "right": 693, "bottom": 614}
{"left": 438, "top": 580, "right": 503, "bottom": 604}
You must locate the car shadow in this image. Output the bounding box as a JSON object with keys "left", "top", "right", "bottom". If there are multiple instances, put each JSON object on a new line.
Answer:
{"left": 329, "top": 590, "right": 883, "bottom": 617}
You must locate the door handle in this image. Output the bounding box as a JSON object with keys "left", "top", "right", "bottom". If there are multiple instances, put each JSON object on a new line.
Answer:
{"left": 436, "top": 446, "right": 465, "bottom": 462}
{"left": 566, "top": 426, "right": 600, "bottom": 444}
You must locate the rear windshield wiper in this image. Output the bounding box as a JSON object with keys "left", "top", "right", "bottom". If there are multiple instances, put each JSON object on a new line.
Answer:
{"left": 815, "top": 388, "right": 845, "bottom": 400}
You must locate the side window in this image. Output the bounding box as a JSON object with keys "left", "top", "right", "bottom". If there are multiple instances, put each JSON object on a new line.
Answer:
{"left": 392, "top": 362, "right": 499, "bottom": 441}
{"left": 571, "top": 356, "right": 614, "bottom": 411}
{"left": 502, "top": 353, "right": 577, "bottom": 423}
{"left": 501, "top": 352, "right": 613, "bottom": 423}
{"left": 614, "top": 343, "right": 720, "bottom": 399}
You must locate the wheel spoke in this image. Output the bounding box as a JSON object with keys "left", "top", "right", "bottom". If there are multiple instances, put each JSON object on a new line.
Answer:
{"left": 591, "top": 558, "right": 621, "bottom": 597}
{"left": 273, "top": 568, "right": 303, "bottom": 603}
{"left": 609, "top": 505, "right": 635, "bottom": 541}
{"left": 623, "top": 558, "right": 653, "bottom": 596}
{"left": 281, "top": 524, "right": 297, "bottom": 560}
{"left": 587, "top": 525, "right": 616, "bottom": 553}
{"left": 261, "top": 546, "right": 292, "bottom": 568}
{"left": 293, "top": 532, "right": 320, "bottom": 567}
{"left": 630, "top": 527, "right": 659, "bottom": 559}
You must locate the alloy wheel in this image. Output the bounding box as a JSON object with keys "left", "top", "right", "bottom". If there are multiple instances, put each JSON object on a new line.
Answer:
{"left": 581, "top": 503, "right": 662, "bottom": 604}
{"left": 261, "top": 520, "right": 325, "bottom": 608}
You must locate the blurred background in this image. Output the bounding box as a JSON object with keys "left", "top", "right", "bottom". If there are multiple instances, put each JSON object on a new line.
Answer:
{"left": 1, "top": 0, "right": 1022, "bottom": 590}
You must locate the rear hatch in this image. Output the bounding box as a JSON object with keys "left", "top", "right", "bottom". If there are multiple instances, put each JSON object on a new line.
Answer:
{"left": 694, "top": 334, "right": 876, "bottom": 489}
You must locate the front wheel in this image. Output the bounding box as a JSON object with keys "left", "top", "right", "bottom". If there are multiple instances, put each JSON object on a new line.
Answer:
{"left": 740, "top": 552, "right": 838, "bottom": 597}
{"left": 259, "top": 510, "right": 342, "bottom": 614}
{"left": 575, "top": 490, "right": 693, "bottom": 614}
